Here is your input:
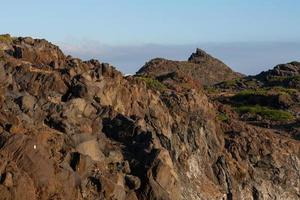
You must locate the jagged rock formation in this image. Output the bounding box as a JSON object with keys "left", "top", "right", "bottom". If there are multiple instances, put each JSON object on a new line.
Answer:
{"left": 257, "top": 61, "right": 300, "bottom": 79}
{"left": 137, "top": 48, "right": 243, "bottom": 86}
{"left": 216, "top": 61, "right": 300, "bottom": 90}
{"left": 0, "top": 35, "right": 299, "bottom": 200}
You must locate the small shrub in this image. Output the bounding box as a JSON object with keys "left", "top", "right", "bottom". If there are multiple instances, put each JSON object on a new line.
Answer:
{"left": 234, "top": 89, "right": 268, "bottom": 97}
{"left": 268, "top": 76, "right": 300, "bottom": 88}
{"left": 56, "top": 105, "right": 62, "bottom": 113}
{"left": 205, "top": 86, "right": 220, "bottom": 94}
{"left": 268, "top": 76, "right": 300, "bottom": 82}
{"left": 271, "top": 86, "right": 298, "bottom": 95}
{"left": 235, "top": 105, "right": 294, "bottom": 121}
{"left": 217, "top": 113, "right": 229, "bottom": 122}
{"left": 93, "top": 96, "right": 101, "bottom": 103}
{"left": 222, "top": 78, "right": 241, "bottom": 87}
{"left": 244, "top": 80, "right": 258, "bottom": 87}
{"left": 231, "top": 89, "right": 269, "bottom": 106}
{"left": 136, "top": 76, "right": 166, "bottom": 91}
{"left": 234, "top": 87, "right": 298, "bottom": 98}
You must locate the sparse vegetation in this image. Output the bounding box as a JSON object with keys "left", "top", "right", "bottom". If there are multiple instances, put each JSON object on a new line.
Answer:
{"left": 221, "top": 78, "right": 241, "bottom": 87}
{"left": 93, "top": 95, "right": 101, "bottom": 103}
{"left": 271, "top": 86, "right": 299, "bottom": 95}
{"left": 216, "top": 78, "right": 260, "bottom": 90}
{"left": 231, "top": 89, "right": 269, "bottom": 105}
{"left": 244, "top": 80, "right": 258, "bottom": 87}
{"left": 204, "top": 86, "right": 220, "bottom": 94}
{"left": 268, "top": 76, "right": 300, "bottom": 88}
{"left": 233, "top": 87, "right": 298, "bottom": 99}
{"left": 136, "top": 76, "right": 167, "bottom": 91}
{"left": 234, "top": 89, "right": 268, "bottom": 98}
{"left": 0, "top": 34, "right": 13, "bottom": 43}
{"left": 268, "top": 76, "right": 300, "bottom": 82}
{"left": 235, "top": 105, "right": 294, "bottom": 121}
{"left": 217, "top": 113, "right": 229, "bottom": 122}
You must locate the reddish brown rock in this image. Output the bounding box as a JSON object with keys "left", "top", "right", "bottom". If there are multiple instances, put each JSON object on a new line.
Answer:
{"left": 0, "top": 35, "right": 299, "bottom": 200}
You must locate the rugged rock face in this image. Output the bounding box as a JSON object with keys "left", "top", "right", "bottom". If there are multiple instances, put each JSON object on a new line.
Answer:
{"left": 0, "top": 35, "right": 299, "bottom": 200}
{"left": 137, "top": 48, "right": 243, "bottom": 86}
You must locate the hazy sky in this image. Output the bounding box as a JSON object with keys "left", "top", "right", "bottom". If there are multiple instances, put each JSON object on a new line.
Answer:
{"left": 1, "top": 0, "right": 300, "bottom": 74}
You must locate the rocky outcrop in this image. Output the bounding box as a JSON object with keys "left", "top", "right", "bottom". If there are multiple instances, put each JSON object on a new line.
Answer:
{"left": 137, "top": 48, "right": 243, "bottom": 86}
{"left": 213, "top": 60, "right": 300, "bottom": 140}
{"left": 0, "top": 35, "right": 299, "bottom": 200}
{"left": 257, "top": 61, "right": 300, "bottom": 78}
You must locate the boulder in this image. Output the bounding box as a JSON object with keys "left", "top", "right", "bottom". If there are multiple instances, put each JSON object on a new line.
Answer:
{"left": 18, "top": 94, "right": 36, "bottom": 113}
{"left": 3, "top": 172, "right": 13, "bottom": 187}
{"left": 76, "top": 140, "right": 105, "bottom": 162}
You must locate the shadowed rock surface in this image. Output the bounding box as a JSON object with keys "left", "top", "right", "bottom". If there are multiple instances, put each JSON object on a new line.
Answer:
{"left": 0, "top": 34, "right": 299, "bottom": 200}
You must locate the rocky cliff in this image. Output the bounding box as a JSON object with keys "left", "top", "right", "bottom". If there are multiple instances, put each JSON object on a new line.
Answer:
{"left": 0, "top": 34, "right": 299, "bottom": 200}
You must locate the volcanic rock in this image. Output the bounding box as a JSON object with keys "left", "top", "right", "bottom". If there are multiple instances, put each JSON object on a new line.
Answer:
{"left": 0, "top": 35, "right": 299, "bottom": 200}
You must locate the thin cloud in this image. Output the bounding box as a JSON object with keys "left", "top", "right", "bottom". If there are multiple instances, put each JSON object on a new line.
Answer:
{"left": 59, "top": 40, "right": 300, "bottom": 75}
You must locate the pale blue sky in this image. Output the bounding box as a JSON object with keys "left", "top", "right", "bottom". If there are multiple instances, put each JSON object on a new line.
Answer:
{"left": 1, "top": 0, "right": 300, "bottom": 74}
